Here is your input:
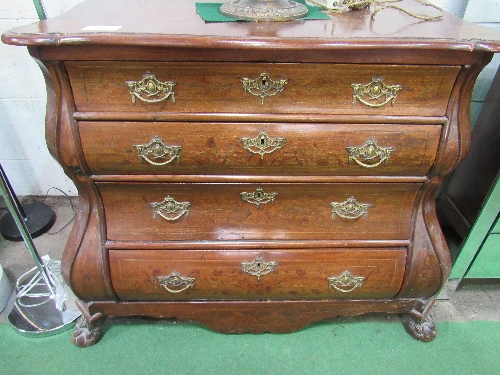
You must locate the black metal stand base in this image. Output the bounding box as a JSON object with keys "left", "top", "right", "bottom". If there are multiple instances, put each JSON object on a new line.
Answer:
{"left": 0, "top": 202, "right": 55, "bottom": 241}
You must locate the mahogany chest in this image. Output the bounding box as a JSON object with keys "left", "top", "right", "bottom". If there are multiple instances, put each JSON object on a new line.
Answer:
{"left": 4, "top": 0, "right": 500, "bottom": 346}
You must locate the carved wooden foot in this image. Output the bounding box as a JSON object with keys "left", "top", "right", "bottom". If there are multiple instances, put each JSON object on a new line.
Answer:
{"left": 404, "top": 313, "right": 438, "bottom": 342}
{"left": 71, "top": 314, "right": 107, "bottom": 347}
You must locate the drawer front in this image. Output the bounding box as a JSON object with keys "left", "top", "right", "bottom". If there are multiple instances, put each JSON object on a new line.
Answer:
{"left": 109, "top": 248, "right": 407, "bottom": 301}
{"left": 80, "top": 122, "right": 441, "bottom": 176}
{"left": 67, "top": 62, "right": 459, "bottom": 116}
{"left": 98, "top": 182, "right": 420, "bottom": 241}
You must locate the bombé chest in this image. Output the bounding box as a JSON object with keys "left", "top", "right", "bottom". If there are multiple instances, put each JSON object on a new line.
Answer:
{"left": 4, "top": 0, "right": 500, "bottom": 346}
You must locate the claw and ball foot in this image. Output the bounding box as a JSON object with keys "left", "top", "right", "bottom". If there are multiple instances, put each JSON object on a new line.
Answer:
{"left": 404, "top": 313, "right": 438, "bottom": 342}
{"left": 72, "top": 314, "right": 107, "bottom": 347}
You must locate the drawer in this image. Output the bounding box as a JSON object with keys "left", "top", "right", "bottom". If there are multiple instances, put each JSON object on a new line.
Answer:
{"left": 80, "top": 122, "right": 441, "bottom": 176}
{"left": 67, "top": 62, "right": 459, "bottom": 116}
{"left": 98, "top": 182, "right": 420, "bottom": 241}
{"left": 109, "top": 248, "right": 407, "bottom": 301}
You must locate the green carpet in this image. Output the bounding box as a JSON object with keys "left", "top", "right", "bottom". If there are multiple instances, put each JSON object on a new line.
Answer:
{"left": 1, "top": 320, "right": 499, "bottom": 374}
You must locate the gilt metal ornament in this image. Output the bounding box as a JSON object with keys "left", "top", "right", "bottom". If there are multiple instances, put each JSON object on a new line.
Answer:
{"left": 241, "top": 187, "right": 278, "bottom": 207}
{"left": 150, "top": 196, "right": 190, "bottom": 221}
{"left": 241, "top": 131, "right": 287, "bottom": 160}
{"left": 134, "top": 136, "right": 182, "bottom": 166}
{"left": 157, "top": 272, "right": 195, "bottom": 293}
{"left": 125, "top": 73, "right": 176, "bottom": 104}
{"left": 331, "top": 196, "right": 371, "bottom": 220}
{"left": 240, "top": 72, "right": 289, "bottom": 104}
{"left": 327, "top": 270, "right": 366, "bottom": 293}
{"left": 352, "top": 77, "right": 402, "bottom": 107}
{"left": 347, "top": 137, "right": 395, "bottom": 168}
{"left": 241, "top": 255, "right": 280, "bottom": 281}
{"left": 220, "top": 0, "right": 308, "bottom": 21}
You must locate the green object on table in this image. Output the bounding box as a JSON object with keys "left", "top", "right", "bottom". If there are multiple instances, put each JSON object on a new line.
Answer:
{"left": 32, "top": 0, "right": 47, "bottom": 20}
{"left": 196, "top": 1, "right": 330, "bottom": 22}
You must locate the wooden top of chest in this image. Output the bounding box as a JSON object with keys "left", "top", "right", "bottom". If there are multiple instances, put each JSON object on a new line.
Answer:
{"left": 4, "top": 0, "right": 500, "bottom": 54}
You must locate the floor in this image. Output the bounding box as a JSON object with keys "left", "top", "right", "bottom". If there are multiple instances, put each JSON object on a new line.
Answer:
{"left": 0, "top": 196, "right": 499, "bottom": 325}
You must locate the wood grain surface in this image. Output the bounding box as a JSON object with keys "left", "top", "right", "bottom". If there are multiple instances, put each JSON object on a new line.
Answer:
{"left": 109, "top": 248, "right": 406, "bottom": 300}
{"left": 97, "top": 182, "right": 420, "bottom": 241}
{"left": 66, "top": 62, "right": 459, "bottom": 116}
{"left": 79, "top": 121, "right": 441, "bottom": 176}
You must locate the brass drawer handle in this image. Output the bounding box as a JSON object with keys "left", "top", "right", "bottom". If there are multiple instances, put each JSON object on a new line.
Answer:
{"left": 150, "top": 196, "right": 190, "bottom": 221}
{"left": 133, "top": 136, "right": 182, "bottom": 166}
{"left": 241, "top": 255, "right": 280, "bottom": 281}
{"left": 125, "top": 73, "right": 176, "bottom": 104}
{"left": 347, "top": 137, "right": 395, "bottom": 168}
{"left": 241, "top": 131, "right": 287, "bottom": 160}
{"left": 331, "top": 196, "right": 371, "bottom": 220}
{"left": 241, "top": 187, "right": 278, "bottom": 208}
{"left": 352, "top": 77, "right": 402, "bottom": 107}
{"left": 157, "top": 272, "right": 195, "bottom": 293}
{"left": 327, "top": 270, "right": 366, "bottom": 293}
{"left": 240, "top": 72, "right": 289, "bottom": 104}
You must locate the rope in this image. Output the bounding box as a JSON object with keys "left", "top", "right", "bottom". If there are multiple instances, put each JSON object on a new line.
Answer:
{"left": 309, "top": 0, "right": 444, "bottom": 21}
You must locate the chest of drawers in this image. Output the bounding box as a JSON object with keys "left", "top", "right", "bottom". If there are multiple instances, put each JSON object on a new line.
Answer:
{"left": 4, "top": 0, "right": 500, "bottom": 346}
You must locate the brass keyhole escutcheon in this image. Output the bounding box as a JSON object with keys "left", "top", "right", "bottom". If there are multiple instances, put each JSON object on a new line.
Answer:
{"left": 240, "top": 72, "right": 289, "bottom": 104}
{"left": 241, "top": 255, "right": 280, "bottom": 281}
{"left": 241, "top": 131, "right": 287, "bottom": 160}
{"left": 241, "top": 187, "right": 278, "bottom": 208}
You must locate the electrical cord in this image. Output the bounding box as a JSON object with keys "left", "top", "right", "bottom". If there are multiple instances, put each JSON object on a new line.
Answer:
{"left": 41, "top": 187, "right": 76, "bottom": 235}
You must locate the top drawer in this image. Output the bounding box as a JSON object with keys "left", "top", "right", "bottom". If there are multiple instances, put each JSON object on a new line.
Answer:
{"left": 66, "top": 62, "right": 459, "bottom": 116}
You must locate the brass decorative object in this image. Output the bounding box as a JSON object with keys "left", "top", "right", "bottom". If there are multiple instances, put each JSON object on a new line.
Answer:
{"left": 241, "top": 255, "right": 280, "bottom": 281}
{"left": 241, "top": 187, "right": 278, "bottom": 207}
{"left": 331, "top": 196, "right": 371, "bottom": 220}
{"left": 156, "top": 272, "right": 195, "bottom": 293}
{"left": 240, "top": 72, "right": 289, "bottom": 104}
{"left": 327, "top": 270, "right": 366, "bottom": 293}
{"left": 241, "top": 131, "right": 287, "bottom": 160}
{"left": 220, "top": 0, "right": 308, "bottom": 22}
{"left": 150, "top": 196, "right": 190, "bottom": 221}
{"left": 352, "top": 77, "right": 402, "bottom": 107}
{"left": 347, "top": 137, "right": 395, "bottom": 168}
{"left": 133, "top": 136, "right": 182, "bottom": 166}
{"left": 125, "top": 73, "right": 176, "bottom": 104}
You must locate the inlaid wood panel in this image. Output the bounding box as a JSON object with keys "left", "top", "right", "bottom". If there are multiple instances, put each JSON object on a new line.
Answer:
{"left": 97, "top": 182, "right": 421, "bottom": 241}
{"left": 109, "top": 248, "right": 407, "bottom": 300}
{"left": 80, "top": 122, "right": 441, "bottom": 176}
{"left": 66, "top": 62, "right": 459, "bottom": 116}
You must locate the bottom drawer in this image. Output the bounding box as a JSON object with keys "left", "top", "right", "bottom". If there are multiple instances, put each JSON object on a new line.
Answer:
{"left": 109, "top": 248, "right": 407, "bottom": 301}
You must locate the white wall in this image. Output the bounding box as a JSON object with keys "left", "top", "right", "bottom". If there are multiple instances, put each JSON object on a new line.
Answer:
{"left": 463, "top": 0, "right": 500, "bottom": 126}
{"left": 0, "top": 0, "right": 83, "bottom": 196}
{"left": 0, "top": 0, "right": 499, "bottom": 196}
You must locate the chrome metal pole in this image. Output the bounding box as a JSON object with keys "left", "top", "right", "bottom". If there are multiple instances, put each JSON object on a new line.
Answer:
{"left": 0, "top": 164, "right": 56, "bottom": 297}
